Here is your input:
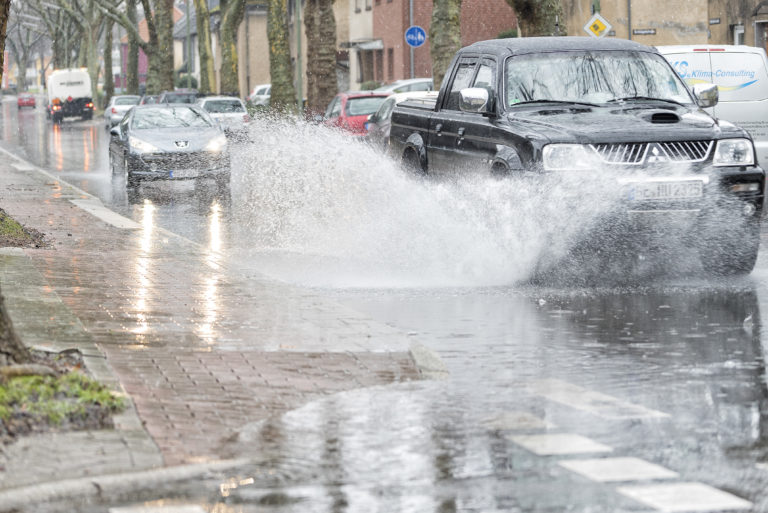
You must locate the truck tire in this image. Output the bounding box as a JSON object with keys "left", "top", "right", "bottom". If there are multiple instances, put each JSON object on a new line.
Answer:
{"left": 402, "top": 148, "right": 425, "bottom": 175}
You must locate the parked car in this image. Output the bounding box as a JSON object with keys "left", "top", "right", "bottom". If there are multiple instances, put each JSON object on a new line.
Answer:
{"left": 658, "top": 45, "right": 768, "bottom": 172}
{"left": 365, "top": 91, "right": 438, "bottom": 149}
{"left": 104, "top": 95, "right": 140, "bottom": 129}
{"left": 157, "top": 89, "right": 200, "bottom": 104}
{"left": 323, "top": 91, "right": 390, "bottom": 136}
{"left": 197, "top": 96, "right": 250, "bottom": 140}
{"left": 247, "top": 84, "right": 271, "bottom": 106}
{"left": 139, "top": 95, "right": 159, "bottom": 105}
{"left": 17, "top": 93, "right": 35, "bottom": 109}
{"left": 374, "top": 78, "right": 434, "bottom": 94}
{"left": 389, "top": 37, "right": 765, "bottom": 275}
{"left": 108, "top": 104, "right": 230, "bottom": 190}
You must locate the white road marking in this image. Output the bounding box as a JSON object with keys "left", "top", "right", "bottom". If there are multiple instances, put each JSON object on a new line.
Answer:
{"left": 109, "top": 506, "right": 207, "bottom": 513}
{"left": 617, "top": 482, "right": 753, "bottom": 512}
{"left": 559, "top": 457, "right": 678, "bottom": 482}
{"left": 70, "top": 199, "right": 142, "bottom": 230}
{"left": 526, "top": 379, "right": 669, "bottom": 419}
{"left": 483, "top": 411, "right": 555, "bottom": 431}
{"left": 508, "top": 433, "right": 612, "bottom": 456}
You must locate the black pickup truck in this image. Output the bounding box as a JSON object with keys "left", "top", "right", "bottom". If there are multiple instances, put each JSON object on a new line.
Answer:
{"left": 389, "top": 37, "right": 765, "bottom": 275}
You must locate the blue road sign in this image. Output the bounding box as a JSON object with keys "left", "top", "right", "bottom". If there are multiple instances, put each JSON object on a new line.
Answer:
{"left": 405, "top": 25, "right": 427, "bottom": 48}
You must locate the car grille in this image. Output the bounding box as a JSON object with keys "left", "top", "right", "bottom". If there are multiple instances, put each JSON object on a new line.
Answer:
{"left": 590, "top": 141, "right": 713, "bottom": 164}
{"left": 140, "top": 152, "right": 224, "bottom": 170}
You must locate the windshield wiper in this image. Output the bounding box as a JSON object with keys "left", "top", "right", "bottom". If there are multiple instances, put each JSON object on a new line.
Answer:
{"left": 511, "top": 99, "right": 600, "bottom": 108}
{"left": 608, "top": 96, "right": 686, "bottom": 106}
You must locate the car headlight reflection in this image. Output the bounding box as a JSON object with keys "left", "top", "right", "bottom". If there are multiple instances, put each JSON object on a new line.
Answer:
{"left": 129, "top": 136, "right": 159, "bottom": 154}
{"left": 542, "top": 144, "right": 596, "bottom": 171}
{"left": 713, "top": 138, "right": 754, "bottom": 167}
{"left": 205, "top": 134, "right": 228, "bottom": 153}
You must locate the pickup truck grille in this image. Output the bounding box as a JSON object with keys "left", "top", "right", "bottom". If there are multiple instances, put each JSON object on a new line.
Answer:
{"left": 590, "top": 141, "right": 713, "bottom": 164}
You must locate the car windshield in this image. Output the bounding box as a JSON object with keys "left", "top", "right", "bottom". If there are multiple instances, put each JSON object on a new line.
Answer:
{"left": 346, "top": 96, "right": 388, "bottom": 116}
{"left": 132, "top": 107, "right": 212, "bottom": 129}
{"left": 505, "top": 50, "right": 694, "bottom": 107}
{"left": 203, "top": 100, "right": 245, "bottom": 113}
{"left": 115, "top": 97, "right": 139, "bottom": 106}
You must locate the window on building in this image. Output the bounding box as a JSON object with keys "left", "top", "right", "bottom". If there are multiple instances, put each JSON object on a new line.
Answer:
{"left": 387, "top": 48, "right": 394, "bottom": 80}
{"left": 366, "top": 0, "right": 372, "bottom": 10}
{"left": 733, "top": 24, "right": 745, "bottom": 45}
{"left": 375, "top": 49, "right": 384, "bottom": 82}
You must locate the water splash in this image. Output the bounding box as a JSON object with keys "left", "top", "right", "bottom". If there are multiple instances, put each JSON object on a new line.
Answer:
{"left": 228, "top": 115, "right": 709, "bottom": 288}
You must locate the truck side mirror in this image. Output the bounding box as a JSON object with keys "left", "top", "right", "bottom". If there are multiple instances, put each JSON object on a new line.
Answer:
{"left": 692, "top": 83, "right": 718, "bottom": 108}
{"left": 110, "top": 126, "right": 120, "bottom": 138}
{"left": 459, "top": 88, "right": 492, "bottom": 114}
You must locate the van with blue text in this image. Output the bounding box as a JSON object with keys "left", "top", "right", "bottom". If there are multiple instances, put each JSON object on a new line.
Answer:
{"left": 658, "top": 45, "right": 768, "bottom": 171}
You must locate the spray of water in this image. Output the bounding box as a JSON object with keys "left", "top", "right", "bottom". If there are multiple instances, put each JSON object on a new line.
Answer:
{"left": 227, "top": 115, "right": 734, "bottom": 288}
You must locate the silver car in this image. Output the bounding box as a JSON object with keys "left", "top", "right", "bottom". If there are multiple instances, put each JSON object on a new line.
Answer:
{"left": 104, "top": 95, "right": 140, "bottom": 129}
{"left": 196, "top": 96, "right": 250, "bottom": 139}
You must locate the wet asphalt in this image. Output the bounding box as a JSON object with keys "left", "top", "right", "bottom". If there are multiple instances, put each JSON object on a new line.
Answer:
{"left": 3, "top": 96, "right": 768, "bottom": 512}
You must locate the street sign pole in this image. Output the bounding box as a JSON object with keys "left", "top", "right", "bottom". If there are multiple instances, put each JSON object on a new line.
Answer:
{"left": 409, "top": 0, "right": 414, "bottom": 79}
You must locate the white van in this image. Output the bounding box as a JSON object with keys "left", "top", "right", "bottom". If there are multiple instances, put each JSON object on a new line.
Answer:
{"left": 658, "top": 45, "right": 768, "bottom": 171}
{"left": 46, "top": 68, "right": 94, "bottom": 122}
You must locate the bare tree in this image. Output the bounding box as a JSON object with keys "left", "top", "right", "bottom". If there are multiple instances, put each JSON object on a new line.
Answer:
{"left": 304, "top": 0, "right": 336, "bottom": 115}
{"left": 7, "top": 1, "right": 47, "bottom": 91}
{"left": 96, "top": 0, "right": 175, "bottom": 94}
{"left": 56, "top": 0, "right": 105, "bottom": 106}
{"left": 267, "top": 0, "right": 295, "bottom": 111}
{"left": 430, "top": 0, "right": 462, "bottom": 88}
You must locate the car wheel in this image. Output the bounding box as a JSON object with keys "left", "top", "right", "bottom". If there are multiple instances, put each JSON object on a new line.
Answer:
{"left": 700, "top": 218, "right": 760, "bottom": 276}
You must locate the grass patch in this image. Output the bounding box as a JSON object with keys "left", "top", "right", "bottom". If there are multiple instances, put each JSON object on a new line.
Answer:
{"left": 0, "top": 208, "right": 45, "bottom": 248}
{"left": 0, "top": 371, "right": 125, "bottom": 440}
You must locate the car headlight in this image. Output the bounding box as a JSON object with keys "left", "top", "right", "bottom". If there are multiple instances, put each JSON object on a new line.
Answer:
{"left": 129, "top": 136, "right": 159, "bottom": 154}
{"left": 713, "top": 138, "right": 754, "bottom": 167}
{"left": 542, "top": 144, "right": 596, "bottom": 171}
{"left": 204, "top": 134, "right": 228, "bottom": 153}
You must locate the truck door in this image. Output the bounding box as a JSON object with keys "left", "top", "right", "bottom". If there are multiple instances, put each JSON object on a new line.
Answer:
{"left": 428, "top": 57, "right": 478, "bottom": 174}
{"left": 450, "top": 58, "right": 499, "bottom": 173}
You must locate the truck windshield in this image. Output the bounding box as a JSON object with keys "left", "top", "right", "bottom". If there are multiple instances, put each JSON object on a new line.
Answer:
{"left": 505, "top": 50, "right": 693, "bottom": 108}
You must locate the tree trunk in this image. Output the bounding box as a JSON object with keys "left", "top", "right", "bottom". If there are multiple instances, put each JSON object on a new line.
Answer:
{"left": 219, "top": 0, "right": 246, "bottom": 96}
{"left": 304, "top": 0, "right": 336, "bottom": 116}
{"left": 0, "top": 290, "right": 30, "bottom": 366}
{"left": 104, "top": 18, "right": 114, "bottom": 106}
{"left": 146, "top": 0, "right": 175, "bottom": 94}
{"left": 506, "top": 0, "right": 566, "bottom": 37}
{"left": 429, "top": 0, "right": 462, "bottom": 88}
{"left": 193, "top": 0, "right": 215, "bottom": 94}
{"left": 126, "top": 0, "right": 139, "bottom": 94}
{"left": 267, "top": 0, "right": 296, "bottom": 111}
{"left": 0, "top": 0, "right": 8, "bottom": 106}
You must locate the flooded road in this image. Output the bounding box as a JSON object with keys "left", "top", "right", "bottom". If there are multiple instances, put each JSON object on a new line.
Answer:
{"left": 3, "top": 96, "right": 768, "bottom": 512}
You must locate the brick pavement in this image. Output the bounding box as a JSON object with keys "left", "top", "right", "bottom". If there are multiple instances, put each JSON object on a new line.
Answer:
{"left": 0, "top": 156, "right": 422, "bottom": 479}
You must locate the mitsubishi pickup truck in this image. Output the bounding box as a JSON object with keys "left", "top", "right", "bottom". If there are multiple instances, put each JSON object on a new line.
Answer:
{"left": 389, "top": 37, "right": 765, "bottom": 275}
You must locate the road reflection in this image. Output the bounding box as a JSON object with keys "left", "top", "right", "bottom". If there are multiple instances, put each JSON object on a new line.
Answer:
{"left": 131, "top": 199, "right": 155, "bottom": 341}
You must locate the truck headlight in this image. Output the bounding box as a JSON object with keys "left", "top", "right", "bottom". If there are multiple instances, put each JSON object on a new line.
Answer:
{"left": 713, "top": 138, "right": 754, "bottom": 167}
{"left": 129, "top": 136, "right": 159, "bottom": 154}
{"left": 205, "top": 134, "right": 228, "bottom": 153}
{"left": 542, "top": 144, "right": 596, "bottom": 171}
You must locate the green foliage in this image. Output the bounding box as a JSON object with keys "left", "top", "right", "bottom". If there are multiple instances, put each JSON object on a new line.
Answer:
{"left": 498, "top": 28, "right": 518, "bottom": 39}
{"left": 0, "top": 211, "right": 30, "bottom": 241}
{"left": 0, "top": 371, "right": 124, "bottom": 425}
{"left": 360, "top": 80, "right": 382, "bottom": 91}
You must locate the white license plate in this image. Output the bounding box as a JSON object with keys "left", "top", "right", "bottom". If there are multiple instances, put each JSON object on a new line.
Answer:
{"left": 626, "top": 180, "right": 703, "bottom": 201}
{"left": 169, "top": 169, "right": 199, "bottom": 178}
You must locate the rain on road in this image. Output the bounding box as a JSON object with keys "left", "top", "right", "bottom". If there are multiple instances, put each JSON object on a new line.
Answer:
{"left": 3, "top": 96, "right": 768, "bottom": 512}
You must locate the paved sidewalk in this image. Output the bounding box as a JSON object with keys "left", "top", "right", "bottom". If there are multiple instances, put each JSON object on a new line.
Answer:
{"left": 0, "top": 154, "right": 423, "bottom": 495}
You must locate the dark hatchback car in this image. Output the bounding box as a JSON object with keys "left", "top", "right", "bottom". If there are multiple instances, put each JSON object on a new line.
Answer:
{"left": 109, "top": 104, "right": 230, "bottom": 188}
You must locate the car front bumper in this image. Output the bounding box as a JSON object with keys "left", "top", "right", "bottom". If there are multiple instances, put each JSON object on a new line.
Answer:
{"left": 127, "top": 151, "right": 230, "bottom": 181}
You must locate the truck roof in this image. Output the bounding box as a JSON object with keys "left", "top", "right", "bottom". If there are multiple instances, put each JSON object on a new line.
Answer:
{"left": 463, "top": 36, "right": 656, "bottom": 57}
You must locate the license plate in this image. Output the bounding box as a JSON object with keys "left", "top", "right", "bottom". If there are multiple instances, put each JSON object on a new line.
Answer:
{"left": 626, "top": 180, "right": 703, "bottom": 201}
{"left": 169, "top": 169, "right": 199, "bottom": 178}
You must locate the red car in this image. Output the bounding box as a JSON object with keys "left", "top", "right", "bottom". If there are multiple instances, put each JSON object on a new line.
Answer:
{"left": 323, "top": 91, "right": 389, "bottom": 136}
{"left": 17, "top": 93, "right": 35, "bottom": 109}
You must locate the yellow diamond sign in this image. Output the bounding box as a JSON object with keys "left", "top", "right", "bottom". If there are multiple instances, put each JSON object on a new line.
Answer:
{"left": 584, "top": 13, "right": 612, "bottom": 38}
